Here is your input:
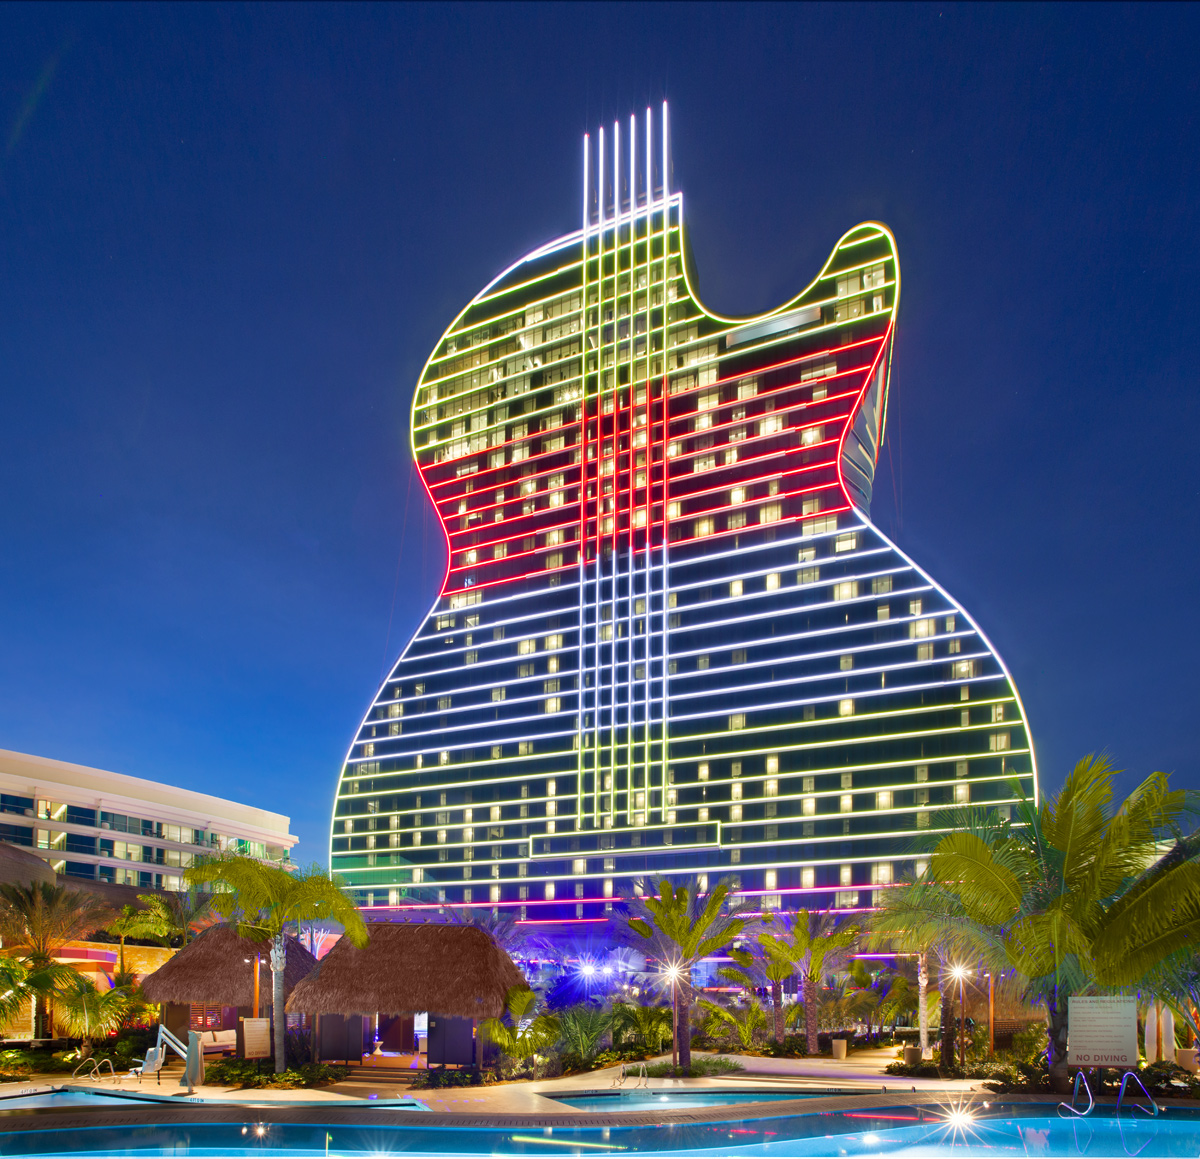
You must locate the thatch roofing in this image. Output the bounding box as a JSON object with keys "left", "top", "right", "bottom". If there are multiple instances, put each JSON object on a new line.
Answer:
{"left": 286, "top": 921, "right": 526, "bottom": 1020}
{"left": 0, "top": 841, "right": 57, "bottom": 888}
{"left": 141, "top": 923, "right": 317, "bottom": 1006}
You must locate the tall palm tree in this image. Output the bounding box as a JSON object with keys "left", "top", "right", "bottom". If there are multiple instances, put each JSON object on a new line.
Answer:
{"left": 136, "top": 890, "right": 216, "bottom": 948}
{"left": 924, "top": 756, "right": 1200, "bottom": 1090}
{"left": 106, "top": 903, "right": 162, "bottom": 979}
{"left": 0, "top": 956, "right": 31, "bottom": 1029}
{"left": 866, "top": 873, "right": 994, "bottom": 1065}
{"left": 725, "top": 940, "right": 794, "bottom": 1042}
{"left": 759, "top": 909, "right": 860, "bottom": 1056}
{"left": 184, "top": 856, "right": 368, "bottom": 1072}
{"left": 624, "top": 875, "right": 756, "bottom": 1070}
{"left": 0, "top": 882, "right": 112, "bottom": 1037}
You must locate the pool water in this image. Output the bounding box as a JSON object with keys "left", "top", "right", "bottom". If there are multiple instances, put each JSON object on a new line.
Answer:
{"left": 0, "top": 1105, "right": 1194, "bottom": 1157}
{"left": 0, "top": 1088, "right": 428, "bottom": 1113}
{"left": 552, "top": 1088, "right": 839, "bottom": 1111}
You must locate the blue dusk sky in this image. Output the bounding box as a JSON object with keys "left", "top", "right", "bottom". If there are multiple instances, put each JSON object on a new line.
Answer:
{"left": 1, "top": 4, "right": 1196, "bottom": 862}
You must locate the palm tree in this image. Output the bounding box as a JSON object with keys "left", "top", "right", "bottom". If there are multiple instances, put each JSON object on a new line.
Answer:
{"left": 479, "top": 986, "right": 561, "bottom": 1077}
{"left": 136, "top": 890, "right": 215, "bottom": 948}
{"left": 924, "top": 756, "right": 1200, "bottom": 1091}
{"left": 557, "top": 1003, "right": 611, "bottom": 1061}
{"left": 106, "top": 904, "right": 163, "bottom": 980}
{"left": 726, "top": 937, "right": 795, "bottom": 1042}
{"left": 0, "top": 882, "right": 112, "bottom": 1037}
{"left": 53, "top": 974, "right": 131, "bottom": 1057}
{"left": 624, "top": 875, "right": 755, "bottom": 1070}
{"left": 696, "top": 995, "right": 768, "bottom": 1051}
{"left": 0, "top": 956, "right": 30, "bottom": 1028}
{"left": 184, "top": 856, "right": 368, "bottom": 1072}
{"left": 758, "top": 909, "right": 860, "bottom": 1056}
{"left": 610, "top": 1001, "right": 674, "bottom": 1055}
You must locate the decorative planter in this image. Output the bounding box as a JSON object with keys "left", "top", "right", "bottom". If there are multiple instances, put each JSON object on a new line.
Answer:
{"left": 831, "top": 1038, "right": 848, "bottom": 1060}
{"left": 903, "top": 1045, "right": 922, "bottom": 1066}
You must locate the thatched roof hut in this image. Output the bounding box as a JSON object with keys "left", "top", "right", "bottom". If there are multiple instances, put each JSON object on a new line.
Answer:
{"left": 141, "top": 923, "right": 317, "bottom": 1006}
{"left": 286, "top": 922, "right": 526, "bottom": 1020}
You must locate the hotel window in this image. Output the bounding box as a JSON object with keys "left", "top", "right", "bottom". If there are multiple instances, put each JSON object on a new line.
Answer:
{"left": 838, "top": 698, "right": 855, "bottom": 716}
{"left": 765, "top": 755, "right": 779, "bottom": 775}
{"left": 518, "top": 638, "right": 536, "bottom": 655}
{"left": 698, "top": 807, "right": 709, "bottom": 822}
{"left": 872, "top": 575, "right": 893, "bottom": 594}
{"left": 840, "top": 794, "right": 853, "bottom": 813}
{"left": 760, "top": 414, "right": 783, "bottom": 436}
{"left": 877, "top": 605, "right": 890, "bottom": 621}
{"left": 544, "top": 697, "right": 561, "bottom": 713}
{"left": 759, "top": 503, "right": 782, "bottom": 524}
{"left": 730, "top": 804, "right": 743, "bottom": 822}
{"left": 799, "top": 566, "right": 819, "bottom": 585}
{"left": 698, "top": 762, "right": 710, "bottom": 781}
{"left": 802, "top": 796, "right": 816, "bottom": 816}
{"left": 910, "top": 618, "right": 936, "bottom": 639}
{"left": 437, "top": 829, "right": 447, "bottom": 844}
{"left": 801, "top": 866, "right": 815, "bottom": 890}
{"left": 989, "top": 732, "right": 1011, "bottom": 752}
{"left": 833, "top": 581, "right": 858, "bottom": 601}
{"left": 732, "top": 649, "right": 746, "bottom": 664}
{"left": 492, "top": 688, "right": 505, "bottom": 701}
{"left": 729, "top": 579, "right": 743, "bottom": 597}
{"left": 872, "top": 862, "right": 893, "bottom": 886}
{"left": 439, "top": 750, "right": 449, "bottom": 765}
{"left": 764, "top": 870, "right": 777, "bottom": 890}
{"left": 544, "top": 883, "right": 555, "bottom": 900}
{"left": 518, "top": 741, "right": 532, "bottom": 755}
{"left": 835, "top": 532, "right": 857, "bottom": 553}
{"left": 731, "top": 783, "right": 743, "bottom": 802}
{"left": 800, "top": 424, "right": 823, "bottom": 446}
{"left": 840, "top": 654, "right": 853, "bottom": 670}
{"left": 363, "top": 742, "right": 375, "bottom": 757}
{"left": 518, "top": 663, "right": 534, "bottom": 676}
{"left": 948, "top": 638, "right": 961, "bottom": 653}
{"left": 464, "top": 650, "right": 478, "bottom": 664}
{"left": 544, "top": 633, "right": 563, "bottom": 650}
{"left": 765, "top": 779, "right": 778, "bottom": 797}
{"left": 955, "top": 782, "right": 971, "bottom": 805}
{"left": 572, "top": 858, "right": 586, "bottom": 875}
{"left": 490, "top": 884, "right": 501, "bottom": 902}
{"left": 840, "top": 865, "right": 854, "bottom": 887}
{"left": 518, "top": 885, "right": 528, "bottom": 900}
{"left": 729, "top": 713, "right": 746, "bottom": 731}
{"left": 909, "top": 599, "right": 923, "bottom": 616}
{"left": 728, "top": 510, "right": 747, "bottom": 530}
{"left": 917, "top": 642, "right": 934, "bottom": 661}
{"left": 694, "top": 517, "right": 714, "bottom": 537}
{"left": 389, "top": 722, "right": 401, "bottom": 736}
{"left": 991, "top": 704, "right": 1006, "bottom": 723}
{"left": 876, "top": 791, "right": 893, "bottom": 810}
{"left": 765, "top": 572, "right": 781, "bottom": 591}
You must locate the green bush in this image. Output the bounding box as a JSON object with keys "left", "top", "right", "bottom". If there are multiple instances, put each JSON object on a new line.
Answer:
{"left": 410, "top": 1067, "right": 494, "bottom": 1089}
{"left": 205, "top": 1058, "right": 349, "bottom": 1089}
{"left": 644, "top": 1056, "right": 745, "bottom": 1078}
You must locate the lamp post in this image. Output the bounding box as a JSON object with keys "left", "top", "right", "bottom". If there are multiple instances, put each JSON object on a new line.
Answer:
{"left": 664, "top": 963, "right": 682, "bottom": 1070}
{"left": 950, "top": 965, "right": 968, "bottom": 1069}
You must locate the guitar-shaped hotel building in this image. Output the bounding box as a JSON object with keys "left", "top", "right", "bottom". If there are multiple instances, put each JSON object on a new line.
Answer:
{"left": 330, "top": 106, "right": 1037, "bottom": 926}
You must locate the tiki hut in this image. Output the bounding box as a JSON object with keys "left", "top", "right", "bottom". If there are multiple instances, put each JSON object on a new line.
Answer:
{"left": 286, "top": 922, "right": 527, "bottom": 1066}
{"left": 141, "top": 923, "right": 317, "bottom": 1039}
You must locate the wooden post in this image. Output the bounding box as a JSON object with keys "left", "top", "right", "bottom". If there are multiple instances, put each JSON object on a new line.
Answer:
{"left": 253, "top": 955, "right": 260, "bottom": 1019}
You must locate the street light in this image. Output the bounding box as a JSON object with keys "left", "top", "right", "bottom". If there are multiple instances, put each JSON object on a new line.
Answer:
{"left": 662, "top": 963, "right": 683, "bottom": 1069}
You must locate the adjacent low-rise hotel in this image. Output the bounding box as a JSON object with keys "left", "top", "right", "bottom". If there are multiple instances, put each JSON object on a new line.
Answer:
{"left": 0, "top": 748, "right": 296, "bottom": 890}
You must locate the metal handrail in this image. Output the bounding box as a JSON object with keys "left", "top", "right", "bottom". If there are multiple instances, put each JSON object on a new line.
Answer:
{"left": 156, "top": 1024, "right": 189, "bottom": 1061}
{"left": 71, "top": 1057, "right": 116, "bottom": 1083}
{"left": 1116, "top": 1071, "right": 1159, "bottom": 1117}
{"left": 612, "top": 1061, "right": 648, "bottom": 1088}
{"left": 1058, "top": 1070, "right": 1094, "bottom": 1117}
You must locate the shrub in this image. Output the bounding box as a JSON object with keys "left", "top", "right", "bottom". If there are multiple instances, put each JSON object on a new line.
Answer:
{"left": 410, "top": 1067, "right": 494, "bottom": 1089}
{"left": 205, "top": 1058, "right": 349, "bottom": 1089}
{"left": 644, "top": 1055, "right": 745, "bottom": 1078}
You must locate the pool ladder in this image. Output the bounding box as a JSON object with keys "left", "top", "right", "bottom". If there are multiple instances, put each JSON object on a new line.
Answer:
{"left": 612, "top": 1062, "right": 648, "bottom": 1088}
{"left": 1057, "top": 1071, "right": 1160, "bottom": 1118}
{"left": 72, "top": 1057, "right": 116, "bottom": 1083}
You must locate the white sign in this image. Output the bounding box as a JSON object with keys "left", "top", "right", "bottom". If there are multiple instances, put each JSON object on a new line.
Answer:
{"left": 1068, "top": 996, "right": 1138, "bottom": 1067}
{"left": 242, "top": 1017, "right": 272, "bottom": 1060}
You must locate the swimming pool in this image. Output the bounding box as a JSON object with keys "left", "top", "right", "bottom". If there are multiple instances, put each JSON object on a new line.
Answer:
{"left": 0, "top": 1103, "right": 1194, "bottom": 1157}
{"left": 551, "top": 1088, "right": 842, "bottom": 1111}
{"left": 0, "top": 1087, "right": 429, "bottom": 1113}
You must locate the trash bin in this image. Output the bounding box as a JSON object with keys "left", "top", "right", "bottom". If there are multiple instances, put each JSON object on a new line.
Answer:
{"left": 831, "top": 1039, "right": 848, "bottom": 1059}
{"left": 904, "top": 1045, "right": 922, "bottom": 1066}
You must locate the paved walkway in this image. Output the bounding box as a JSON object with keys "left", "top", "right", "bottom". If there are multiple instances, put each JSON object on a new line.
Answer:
{"left": 2, "top": 1047, "right": 976, "bottom": 1114}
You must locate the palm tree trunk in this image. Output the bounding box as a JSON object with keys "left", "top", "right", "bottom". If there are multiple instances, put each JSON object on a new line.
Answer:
{"left": 678, "top": 991, "right": 692, "bottom": 1072}
{"left": 1046, "top": 988, "right": 1070, "bottom": 1094}
{"left": 270, "top": 934, "right": 287, "bottom": 1074}
{"left": 772, "top": 979, "right": 784, "bottom": 1041}
{"left": 917, "top": 951, "right": 929, "bottom": 1056}
{"left": 804, "top": 973, "right": 819, "bottom": 1056}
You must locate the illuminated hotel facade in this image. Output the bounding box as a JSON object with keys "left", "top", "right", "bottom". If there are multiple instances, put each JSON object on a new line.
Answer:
{"left": 330, "top": 106, "right": 1037, "bottom": 926}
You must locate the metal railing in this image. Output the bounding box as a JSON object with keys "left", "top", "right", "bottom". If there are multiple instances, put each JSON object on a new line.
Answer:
{"left": 612, "top": 1062, "right": 648, "bottom": 1088}
{"left": 71, "top": 1057, "right": 115, "bottom": 1083}
{"left": 1058, "top": 1071, "right": 1094, "bottom": 1117}
{"left": 156, "top": 1024, "right": 190, "bottom": 1061}
{"left": 1116, "top": 1071, "right": 1159, "bottom": 1117}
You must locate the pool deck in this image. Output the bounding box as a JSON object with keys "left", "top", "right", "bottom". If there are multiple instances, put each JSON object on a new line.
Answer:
{"left": 0, "top": 1048, "right": 983, "bottom": 1118}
